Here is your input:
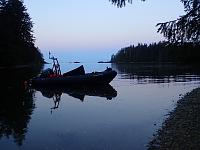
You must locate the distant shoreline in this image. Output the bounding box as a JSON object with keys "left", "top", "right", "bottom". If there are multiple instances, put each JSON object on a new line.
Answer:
{"left": 98, "top": 61, "right": 111, "bottom": 63}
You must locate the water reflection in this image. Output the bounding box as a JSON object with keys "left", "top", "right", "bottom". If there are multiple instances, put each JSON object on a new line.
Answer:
{"left": 0, "top": 86, "right": 35, "bottom": 146}
{"left": 0, "top": 65, "right": 42, "bottom": 146}
{"left": 112, "top": 63, "right": 200, "bottom": 84}
{"left": 1, "top": 63, "right": 200, "bottom": 150}
{"left": 32, "top": 84, "right": 117, "bottom": 112}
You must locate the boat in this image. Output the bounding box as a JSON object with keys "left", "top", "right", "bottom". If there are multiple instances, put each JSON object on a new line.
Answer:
{"left": 30, "top": 54, "right": 117, "bottom": 86}
{"left": 31, "top": 68, "right": 117, "bottom": 86}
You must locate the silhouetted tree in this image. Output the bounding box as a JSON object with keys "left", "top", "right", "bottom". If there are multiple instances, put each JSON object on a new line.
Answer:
{"left": 110, "top": 0, "right": 145, "bottom": 7}
{"left": 0, "top": 0, "right": 6, "bottom": 7}
{"left": 0, "top": 0, "right": 6, "bottom": 40}
{"left": 0, "top": 0, "right": 43, "bottom": 66}
{"left": 157, "top": 0, "right": 200, "bottom": 43}
{"left": 110, "top": 0, "right": 200, "bottom": 43}
{"left": 1, "top": 0, "right": 34, "bottom": 44}
{"left": 110, "top": 0, "right": 131, "bottom": 7}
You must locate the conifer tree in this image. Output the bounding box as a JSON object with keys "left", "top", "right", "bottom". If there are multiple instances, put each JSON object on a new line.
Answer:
{"left": 2, "top": 0, "right": 34, "bottom": 44}
{"left": 157, "top": 0, "right": 200, "bottom": 43}
{"left": 0, "top": 0, "right": 6, "bottom": 41}
{"left": 110, "top": 0, "right": 200, "bottom": 43}
{"left": 0, "top": 0, "right": 43, "bottom": 66}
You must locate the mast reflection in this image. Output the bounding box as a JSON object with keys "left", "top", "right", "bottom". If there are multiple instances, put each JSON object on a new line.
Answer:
{"left": 32, "top": 84, "right": 117, "bottom": 112}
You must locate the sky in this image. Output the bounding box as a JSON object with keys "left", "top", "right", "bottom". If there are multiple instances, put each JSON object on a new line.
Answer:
{"left": 24, "top": 0, "right": 185, "bottom": 62}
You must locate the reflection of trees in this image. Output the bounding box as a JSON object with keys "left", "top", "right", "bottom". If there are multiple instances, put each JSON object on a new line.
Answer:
{"left": 0, "top": 86, "right": 35, "bottom": 146}
{"left": 0, "top": 66, "right": 42, "bottom": 146}
{"left": 112, "top": 63, "right": 200, "bottom": 84}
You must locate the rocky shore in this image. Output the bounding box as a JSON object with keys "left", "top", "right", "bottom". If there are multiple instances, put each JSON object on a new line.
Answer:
{"left": 148, "top": 88, "right": 200, "bottom": 150}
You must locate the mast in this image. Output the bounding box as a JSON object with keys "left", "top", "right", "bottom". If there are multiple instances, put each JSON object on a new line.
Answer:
{"left": 49, "top": 52, "right": 61, "bottom": 75}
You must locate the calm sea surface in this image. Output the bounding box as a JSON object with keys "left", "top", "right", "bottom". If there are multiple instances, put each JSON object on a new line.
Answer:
{"left": 0, "top": 63, "right": 200, "bottom": 150}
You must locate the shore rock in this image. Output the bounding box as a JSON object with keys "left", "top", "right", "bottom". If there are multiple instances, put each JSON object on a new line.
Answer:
{"left": 148, "top": 88, "right": 200, "bottom": 150}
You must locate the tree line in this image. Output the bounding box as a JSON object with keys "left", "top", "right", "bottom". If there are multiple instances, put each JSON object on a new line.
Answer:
{"left": 111, "top": 42, "right": 200, "bottom": 64}
{"left": 0, "top": 0, "right": 43, "bottom": 66}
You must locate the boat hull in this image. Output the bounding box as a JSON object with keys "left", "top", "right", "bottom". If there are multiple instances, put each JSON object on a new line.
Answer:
{"left": 31, "top": 70, "right": 117, "bottom": 86}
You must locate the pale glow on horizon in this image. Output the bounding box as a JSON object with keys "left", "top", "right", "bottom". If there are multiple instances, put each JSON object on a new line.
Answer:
{"left": 24, "top": 0, "right": 185, "bottom": 61}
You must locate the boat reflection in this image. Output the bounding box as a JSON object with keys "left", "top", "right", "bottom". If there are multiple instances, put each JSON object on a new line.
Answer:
{"left": 32, "top": 84, "right": 117, "bottom": 112}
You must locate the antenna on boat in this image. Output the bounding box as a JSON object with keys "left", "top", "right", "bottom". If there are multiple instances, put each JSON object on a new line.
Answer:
{"left": 48, "top": 51, "right": 61, "bottom": 75}
{"left": 49, "top": 51, "right": 51, "bottom": 59}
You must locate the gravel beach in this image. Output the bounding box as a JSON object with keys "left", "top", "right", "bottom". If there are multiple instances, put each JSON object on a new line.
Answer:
{"left": 148, "top": 87, "right": 200, "bottom": 150}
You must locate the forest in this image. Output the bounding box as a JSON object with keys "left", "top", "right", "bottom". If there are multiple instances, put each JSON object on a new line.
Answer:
{"left": 0, "top": 0, "right": 43, "bottom": 66}
{"left": 111, "top": 42, "right": 200, "bottom": 64}
{"left": 111, "top": 0, "right": 200, "bottom": 64}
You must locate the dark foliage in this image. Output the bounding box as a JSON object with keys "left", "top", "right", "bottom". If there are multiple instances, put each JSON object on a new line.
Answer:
{"left": 111, "top": 42, "right": 200, "bottom": 63}
{"left": 110, "top": 0, "right": 200, "bottom": 43}
{"left": 109, "top": 0, "right": 145, "bottom": 7}
{"left": 157, "top": 0, "right": 200, "bottom": 43}
{"left": 109, "top": 0, "right": 132, "bottom": 7}
{"left": 0, "top": 0, "right": 43, "bottom": 66}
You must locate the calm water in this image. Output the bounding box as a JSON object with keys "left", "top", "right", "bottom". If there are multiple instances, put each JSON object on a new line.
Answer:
{"left": 0, "top": 63, "right": 200, "bottom": 150}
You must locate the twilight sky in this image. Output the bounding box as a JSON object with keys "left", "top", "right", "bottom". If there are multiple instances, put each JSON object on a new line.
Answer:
{"left": 24, "top": 0, "right": 184, "bottom": 62}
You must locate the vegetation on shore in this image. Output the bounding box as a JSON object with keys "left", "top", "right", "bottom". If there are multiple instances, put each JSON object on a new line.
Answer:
{"left": 110, "top": 0, "right": 200, "bottom": 64}
{"left": 0, "top": 0, "right": 43, "bottom": 67}
{"left": 148, "top": 88, "right": 200, "bottom": 149}
{"left": 111, "top": 42, "right": 200, "bottom": 63}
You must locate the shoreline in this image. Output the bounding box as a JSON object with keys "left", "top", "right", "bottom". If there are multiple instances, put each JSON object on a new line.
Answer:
{"left": 0, "top": 62, "right": 45, "bottom": 70}
{"left": 148, "top": 87, "right": 200, "bottom": 149}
